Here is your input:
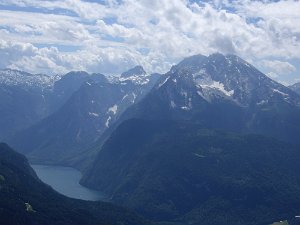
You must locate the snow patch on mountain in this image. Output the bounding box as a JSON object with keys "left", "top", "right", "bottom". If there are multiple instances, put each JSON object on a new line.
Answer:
{"left": 105, "top": 75, "right": 119, "bottom": 84}
{"left": 122, "top": 94, "right": 129, "bottom": 100}
{"left": 178, "top": 96, "right": 192, "bottom": 111}
{"left": 108, "top": 105, "right": 118, "bottom": 115}
{"left": 132, "top": 92, "right": 137, "bottom": 103}
{"left": 181, "top": 106, "right": 190, "bottom": 110}
{"left": 272, "top": 89, "right": 289, "bottom": 97}
{"left": 197, "top": 90, "right": 205, "bottom": 99}
{"left": 119, "top": 75, "right": 150, "bottom": 85}
{"left": 256, "top": 100, "right": 268, "bottom": 105}
{"left": 170, "top": 100, "right": 176, "bottom": 108}
{"left": 158, "top": 76, "right": 170, "bottom": 88}
{"left": 194, "top": 74, "right": 234, "bottom": 98}
{"left": 118, "top": 65, "right": 151, "bottom": 86}
{"left": 192, "top": 69, "right": 206, "bottom": 78}
{"left": 89, "top": 112, "right": 99, "bottom": 117}
{"left": 181, "top": 89, "right": 188, "bottom": 98}
{"left": 105, "top": 116, "right": 111, "bottom": 128}
{"left": 192, "top": 68, "right": 234, "bottom": 97}
{"left": 200, "top": 81, "right": 234, "bottom": 97}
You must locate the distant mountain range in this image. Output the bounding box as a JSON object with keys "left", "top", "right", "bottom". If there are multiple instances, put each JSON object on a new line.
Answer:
{"left": 0, "top": 69, "right": 57, "bottom": 139}
{"left": 0, "top": 68, "right": 60, "bottom": 88}
{"left": 0, "top": 69, "right": 106, "bottom": 140}
{"left": 6, "top": 67, "right": 160, "bottom": 166}
{"left": 0, "top": 143, "right": 150, "bottom": 225}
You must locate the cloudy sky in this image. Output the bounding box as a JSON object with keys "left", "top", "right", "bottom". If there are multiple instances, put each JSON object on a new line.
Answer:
{"left": 0, "top": 0, "right": 299, "bottom": 84}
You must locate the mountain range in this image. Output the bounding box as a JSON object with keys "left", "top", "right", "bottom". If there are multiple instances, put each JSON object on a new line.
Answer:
{"left": 6, "top": 67, "right": 160, "bottom": 166}
{"left": 113, "top": 54, "right": 300, "bottom": 145}
{"left": 81, "top": 53, "right": 300, "bottom": 225}
{"left": 0, "top": 69, "right": 58, "bottom": 139}
{"left": 2, "top": 53, "right": 300, "bottom": 225}
{"left": 0, "top": 69, "right": 108, "bottom": 140}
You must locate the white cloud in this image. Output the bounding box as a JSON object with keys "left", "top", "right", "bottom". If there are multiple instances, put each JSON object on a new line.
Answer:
{"left": 266, "top": 71, "right": 278, "bottom": 79}
{"left": 0, "top": 0, "right": 299, "bottom": 83}
{"left": 262, "top": 60, "right": 296, "bottom": 74}
{"left": 0, "top": 0, "right": 111, "bottom": 20}
{"left": 0, "top": 40, "right": 68, "bottom": 74}
{"left": 0, "top": 40, "right": 151, "bottom": 75}
{"left": 232, "top": 0, "right": 300, "bottom": 59}
{"left": 0, "top": 10, "right": 94, "bottom": 45}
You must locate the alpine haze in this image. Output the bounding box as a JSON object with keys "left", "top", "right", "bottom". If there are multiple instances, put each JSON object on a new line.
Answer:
{"left": 1, "top": 1, "right": 300, "bottom": 224}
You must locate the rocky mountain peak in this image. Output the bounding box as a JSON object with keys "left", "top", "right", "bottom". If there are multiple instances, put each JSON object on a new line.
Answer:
{"left": 173, "top": 54, "right": 207, "bottom": 72}
{"left": 62, "top": 71, "right": 90, "bottom": 79}
{"left": 121, "top": 66, "right": 146, "bottom": 78}
{"left": 156, "top": 53, "right": 300, "bottom": 107}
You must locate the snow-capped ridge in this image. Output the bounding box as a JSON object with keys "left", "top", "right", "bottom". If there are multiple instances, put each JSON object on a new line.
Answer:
{"left": 0, "top": 69, "right": 61, "bottom": 89}
{"left": 121, "top": 65, "right": 146, "bottom": 78}
{"left": 119, "top": 66, "right": 155, "bottom": 86}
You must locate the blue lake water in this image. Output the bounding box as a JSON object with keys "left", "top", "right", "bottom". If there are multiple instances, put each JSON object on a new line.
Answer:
{"left": 31, "top": 164, "right": 107, "bottom": 201}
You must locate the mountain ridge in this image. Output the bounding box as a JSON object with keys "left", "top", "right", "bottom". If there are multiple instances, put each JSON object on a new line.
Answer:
{"left": 81, "top": 53, "right": 300, "bottom": 224}
{"left": 81, "top": 118, "right": 300, "bottom": 225}
{"left": 8, "top": 66, "right": 160, "bottom": 168}
{"left": 110, "top": 53, "right": 300, "bottom": 145}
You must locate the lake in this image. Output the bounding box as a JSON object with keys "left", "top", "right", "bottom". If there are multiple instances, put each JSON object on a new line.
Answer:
{"left": 31, "top": 164, "right": 107, "bottom": 201}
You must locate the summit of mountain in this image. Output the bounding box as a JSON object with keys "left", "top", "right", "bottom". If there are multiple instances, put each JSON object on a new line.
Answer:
{"left": 114, "top": 53, "right": 300, "bottom": 144}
